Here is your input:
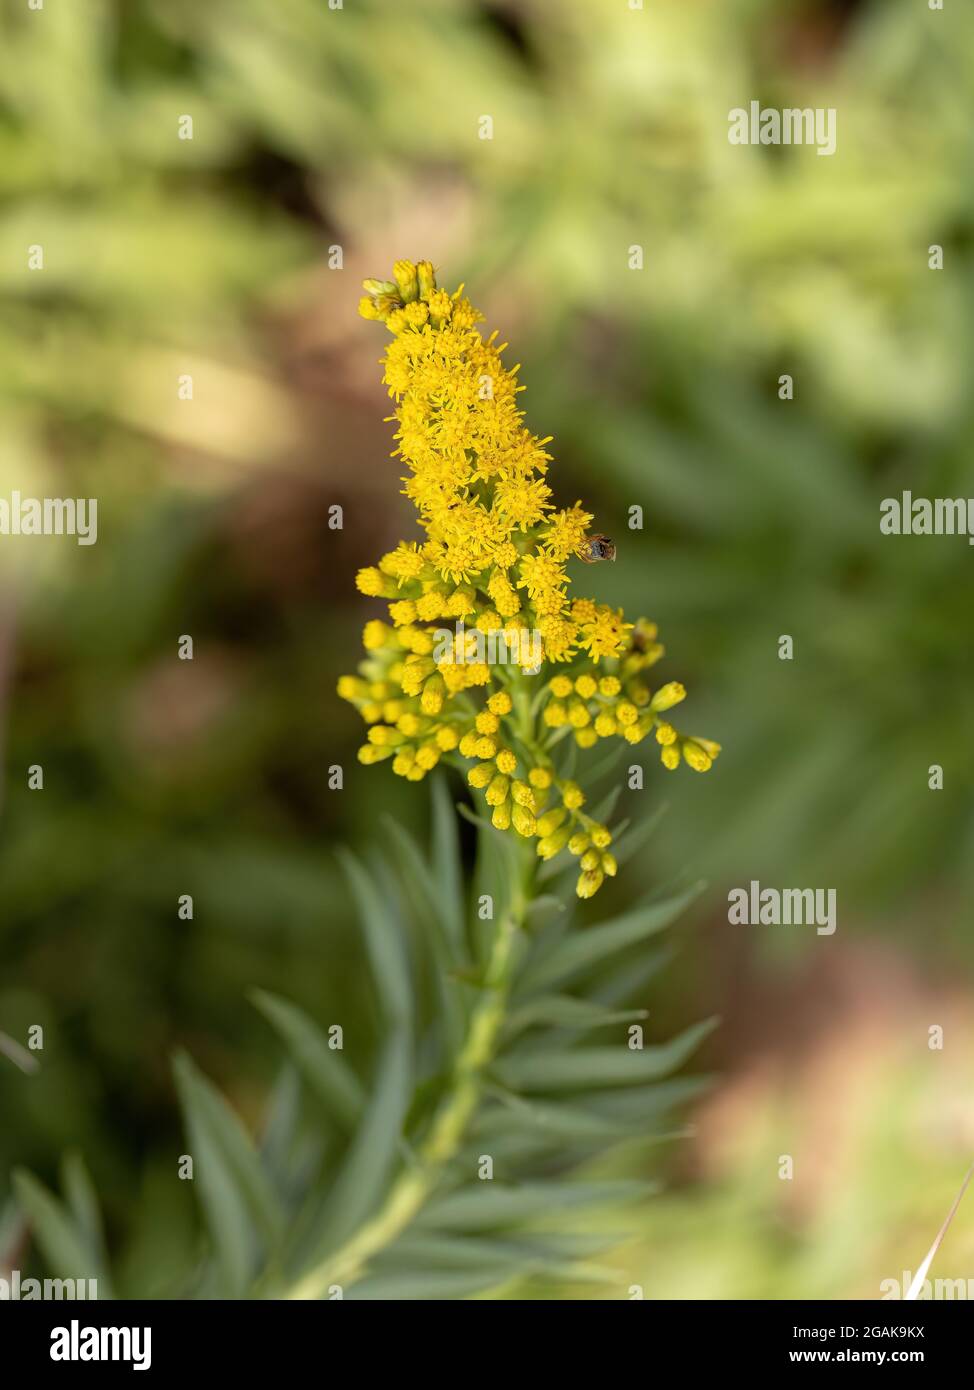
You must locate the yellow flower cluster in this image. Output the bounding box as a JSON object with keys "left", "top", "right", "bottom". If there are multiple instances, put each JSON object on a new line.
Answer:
{"left": 339, "top": 260, "right": 719, "bottom": 896}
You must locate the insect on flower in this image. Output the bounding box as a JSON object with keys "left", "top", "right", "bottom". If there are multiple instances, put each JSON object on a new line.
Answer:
{"left": 575, "top": 533, "right": 617, "bottom": 564}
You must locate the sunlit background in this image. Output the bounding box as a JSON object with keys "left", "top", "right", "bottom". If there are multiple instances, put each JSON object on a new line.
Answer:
{"left": 2, "top": 0, "right": 972, "bottom": 1298}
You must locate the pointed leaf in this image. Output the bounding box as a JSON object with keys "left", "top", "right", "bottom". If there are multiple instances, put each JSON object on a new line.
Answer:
{"left": 431, "top": 773, "right": 464, "bottom": 952}
{"left": 338, "top": 849, "right": 413, "bottom": 1029}
{"left": 174, "top": 1052, "right": 284, "bottom": 1294}
{"left": 251, "top": 989, "right": 363, "bottom": 1129}
{"left": 13, "top": 1170, "right": 114, "bottom": 1297}
{"left": 301, "top": 1032, "right": 411, "bottom": 1265}
{"left": 516, "top": 880, "right": 705, "bottom": 994}
{"left": 419, "top": 1180, "right": 650, "bottom": 1232}
{"left": 494, "top": 1019, "right": 717, "bottom": 1092}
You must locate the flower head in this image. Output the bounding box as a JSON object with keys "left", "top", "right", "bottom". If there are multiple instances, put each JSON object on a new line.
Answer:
{"left": 339, "top": 261, "right": 719, "bottom": 896}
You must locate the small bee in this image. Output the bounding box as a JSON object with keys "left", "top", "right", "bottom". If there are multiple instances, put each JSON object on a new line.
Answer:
{"left": 576, "top": 533, "right": 617, "bottom": 564}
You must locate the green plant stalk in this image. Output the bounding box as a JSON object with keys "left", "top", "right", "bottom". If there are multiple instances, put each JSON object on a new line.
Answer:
{"left": 284, "top": 834, "right": 536, "bottom": 1300}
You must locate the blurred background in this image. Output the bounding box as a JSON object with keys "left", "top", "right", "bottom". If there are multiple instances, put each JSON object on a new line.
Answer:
{"left": 1, "top": 0, "right": 972, "bottom": 1298}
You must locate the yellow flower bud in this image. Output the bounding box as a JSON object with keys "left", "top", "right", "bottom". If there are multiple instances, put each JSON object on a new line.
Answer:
{"left": 655, "top": 721, "right": 678, "bottom": 745}
{"left": 601, "top": 852, "right": 618, "bottom": 877}
{"left": 576, "top": 868, "right": 604, "bottom": 899}
{"left": 549, "top": 675, "right": 573, "bottom": 698}
{"left": 388, "top": 599, "right": 417, "bottom": 626}
{"left": 575, "top": 727, "right": 598, "bottom": 748}
{"left": 421, "top": 676, "right": 444, "bottom": 715}
{"left": 486, "top": 774, "right": 510, "bottom": 807}
{"left": 650, "top": 681, "right": 686, "bottom": 713}
{"left": 355, "top": 567, "right": 387, "bottom": 596}
{"left": 435, "top": 725, "right": 460, "bottom": 751}
{"left": 536, "top": 807, "right": 567, "bottom": 837}
{"left": 476, "top": 710, "right": 499, "bottom": 735}
{"left": 511, "top": 780, "right": 535, "bottom": 808}
{"left": 661, "top": 744, "right": 681, "bottom": 770}
{"left": 468, "top": 761, "right": 495, "bottom": 789}
{"left": 416, "top": 260, "right": 437, "bottom": 298}
{"left": 537, "top": 826, "right": 571, "bottom": 860}
{"left": 337, "top": 675, "right": 367, "bottom": 701}
{"left": 491, "top": 800, "right": 511, "bottom": 831}
{"left": 495, "top": 748, "right": 518, "bottom": 775}
{"left": 561, "top": 781, "right": 585, "bottom": 810}
{"left": 568, "top": 701, "right": 591, "bottom": 728}
{"left": 368, "top": 725, "right": 403, "bottom": 747}
{"left": 590, "top": 825, "right": 612, "bottom": 849}
{"left": 568, "top": 833, "right": 589, "bottom": 856}
{"left": 393, "top": 259, "right": 419, "bottom": 302}
{"left": 512, "top": 804, "right": 537, "bottom": 837}
{"left": 574, "top": 674, "right": 597, "bottom": 699}
{"left": 598, "top": 676, "right": 621, "bottom": 697}
{"left": 362, "top": 278, "right": 398, "bottom": 298}
{"left": 363, "top": 620, "right": 391, "bottom": 651}
{"left": 528, "top": 766, "right": 552, "bottom": 789}
{"left": 692, "top": 737, "right": 722, "bottom": 760}
{"left": 487, "top": 690, "right": 513, "bottom": 715}
{"left": 681, "top": 739, "right": 713, "bottom": 772}
{"left": 543, "top": 701, "right": 568, "bottom": 728}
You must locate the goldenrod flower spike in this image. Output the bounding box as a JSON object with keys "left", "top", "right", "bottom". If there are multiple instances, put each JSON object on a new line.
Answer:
{"left": 341, "top": 261, "right": 719, "bottom": 897}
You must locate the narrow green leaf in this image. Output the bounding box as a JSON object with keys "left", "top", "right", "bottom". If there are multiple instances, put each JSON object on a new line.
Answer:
{"left": 258, "top": 1064, "right": 302, "bottom": 1182}
{"left": 572, "top": 1076, "right": 712, "bottom": 1124}
{"left": 173, "top": 1052, "right": 284, "bottom": 1293}
{"left": 502, "top": 994, "right": 648, "bottom": 1040}
{"left": 613, "top": 802, "right": 669, "bottom": 866}
{"left": 494, "top": 1018, "right": 718, "bottom": 1092}
{"left": 301, "top": 1032, "right": 411, "bottom": 1262}
{"left": 338, "top": 849, "right": 413, "bottom": 1029}
{"left": 431, "top": 773, "right": 464, "bottom": 951}
{"left": 475, "top": 1090, "right": 658, "bottom": 1141}
{"left": 60, "top": 1153, "right": 106, "bottom": 1268}
{"left": 589, "top": 785, "right": 622, "bottom": 825}
{"left": 379, "top": 1230, "right": 618, "bottom": 1285}
{"left": 13, "top": 1170, "right": 114, "bottom": 1297}
{"left": 419, "top": 1180, "right": 650, "bottom": 1232}
{"left": 591, "top": 942, "right": 676, "bottom": 1006}
{"left": 251, "top": 989, "right": 363, "bottom": 1130}
{"left": 516, "top": 880, "right": 706, "bottom": 994}
{"left": 524, "top": 894, "right": 566, "bottom": 926}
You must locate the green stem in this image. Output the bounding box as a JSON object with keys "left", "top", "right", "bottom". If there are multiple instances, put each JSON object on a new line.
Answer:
{"left": 283, "top": 839, "right": 536, "bottom": 1300}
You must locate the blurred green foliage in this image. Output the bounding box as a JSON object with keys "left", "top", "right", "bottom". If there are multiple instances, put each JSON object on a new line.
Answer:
{"left": 2, "top": 0, "right": 972, "bottom": 1298}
